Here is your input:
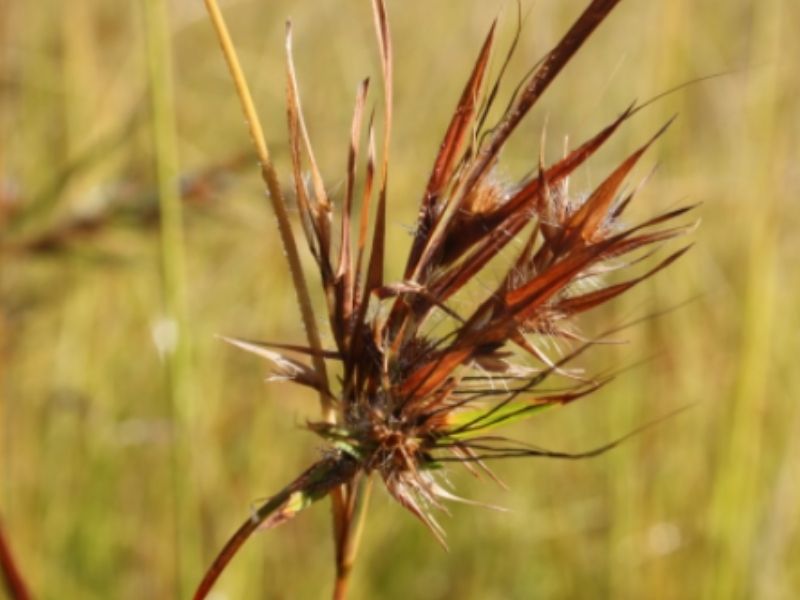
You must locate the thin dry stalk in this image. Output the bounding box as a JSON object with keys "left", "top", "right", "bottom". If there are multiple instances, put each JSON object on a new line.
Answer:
{"left": 201, "top": 0, "right": 330, "bottom": 416}
{"left": 200, "top": 0, "right": 353, "bottom": 595}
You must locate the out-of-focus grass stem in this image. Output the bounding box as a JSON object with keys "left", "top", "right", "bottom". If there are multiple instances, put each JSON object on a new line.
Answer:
{"left": 142, "top": 0, "right": 193, "bottom": 594}
{"left": 705, "top": 1, "right": 784, "bottom": 598}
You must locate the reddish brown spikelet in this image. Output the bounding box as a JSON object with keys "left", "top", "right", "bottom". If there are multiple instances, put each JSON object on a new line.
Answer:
{"left": 197, "top": 0, "right": 696, "bottom": 596}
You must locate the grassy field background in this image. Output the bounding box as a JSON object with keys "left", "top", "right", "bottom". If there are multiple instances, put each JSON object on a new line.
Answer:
{"left": 2, "top": 0, "right": 799, "bottom": 598}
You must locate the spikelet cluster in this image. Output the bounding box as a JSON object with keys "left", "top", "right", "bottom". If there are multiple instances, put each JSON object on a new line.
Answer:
{"left": 196, "top": 0, "right": 694, "bottom": 595}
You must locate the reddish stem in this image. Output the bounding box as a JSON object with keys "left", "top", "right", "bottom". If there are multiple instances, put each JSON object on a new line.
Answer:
{"left": 332, "top": 569, "right": 351, "bottom": 600}
{"left": 0, "top": 519, "right": 31, "bottom": 600}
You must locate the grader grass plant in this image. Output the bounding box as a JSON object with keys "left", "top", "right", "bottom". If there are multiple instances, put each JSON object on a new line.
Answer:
{"left": 196, "top": 0, "right": 694, "bottom": 597}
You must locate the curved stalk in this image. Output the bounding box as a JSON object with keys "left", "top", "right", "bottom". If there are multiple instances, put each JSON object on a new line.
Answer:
{"left": 194, "top": 456, "right": 357, "bottom": 600}
{"left": 0, "top": 519, "right": 31, "bottom": 600}
{"left": 193, "top": 490, "right": 290, "bottom": 600}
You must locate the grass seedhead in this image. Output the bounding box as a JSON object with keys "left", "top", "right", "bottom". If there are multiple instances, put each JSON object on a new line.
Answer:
{"left": 197, "top": 0, "right": 696, "bottom": 597}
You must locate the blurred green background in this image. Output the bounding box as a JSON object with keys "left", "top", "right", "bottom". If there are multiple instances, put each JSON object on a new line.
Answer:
{"left": 2, "top": 0, "right": 799, "bottom": 598}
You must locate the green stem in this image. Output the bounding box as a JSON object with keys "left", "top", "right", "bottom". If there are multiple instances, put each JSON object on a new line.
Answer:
{"left": 142, "top": 0, "right": 192, "bottom": 595}
{"left": 704, "top": 2, "right": 783, "bottom": 598}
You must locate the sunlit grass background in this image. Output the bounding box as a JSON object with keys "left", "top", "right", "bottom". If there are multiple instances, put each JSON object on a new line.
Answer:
{"left": 2, "top": 0, "right": 799, "bottom": 598}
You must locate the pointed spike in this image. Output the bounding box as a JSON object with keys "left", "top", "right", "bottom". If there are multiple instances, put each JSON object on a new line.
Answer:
{"left": 338, "top": 77, "right": 370, "bottom": 281}
{"left": 370, "top": 0, "right": 393, "bottom": 201}
{"left": 353, "top": 115, "right": 377, "bottom": 314}
{"left": 216, "top": 335, "right": 342, "bottom": 360}
{"left": 335, "top": 78, "right": 371, "bottom": 351}
{"left": 285, "top": 21, "right": 332, "bottom": 250}
{"left": 475, "top": 3, "right": 524, "bottom": 135}
{"left": 285, "top": 23, "right": 324, "bottom": 266}
{"left": 220, "top": 335, "right": 321, "bottom": 389}
{"left": 564, "top": 117, "right": 676, "bottom": 245}
{"left": 405, "top": 20, "right": 497, "bottom": 279}
{"left": 468, "top": 0, "right": 624, "bottom": 190}
{"left": 385, "top": 479, "right": 449, "bottom": 549}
